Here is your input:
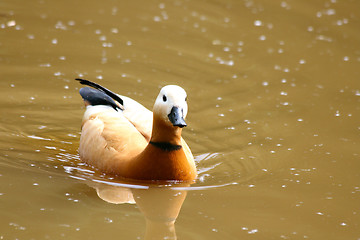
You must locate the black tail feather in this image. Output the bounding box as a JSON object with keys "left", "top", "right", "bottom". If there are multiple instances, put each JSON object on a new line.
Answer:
{"left": 75, "top": 78, "right": 124, "bottom": 106}
{"left": 79, "top": 87, "right": 121, "bottom": 111}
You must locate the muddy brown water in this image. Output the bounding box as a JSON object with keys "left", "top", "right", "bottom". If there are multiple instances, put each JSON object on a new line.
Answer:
{"left": 1, "top": 0, "right": 359, "bottom": 239}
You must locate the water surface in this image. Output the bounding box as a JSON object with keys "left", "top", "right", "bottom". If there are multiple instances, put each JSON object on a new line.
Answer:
{"left": 1, "top": 0, "right": 359, "bottom": 239}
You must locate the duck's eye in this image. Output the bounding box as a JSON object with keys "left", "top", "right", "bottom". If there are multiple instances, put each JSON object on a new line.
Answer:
{"left": 162, "top": 95, "right": 167, "bottom": 102}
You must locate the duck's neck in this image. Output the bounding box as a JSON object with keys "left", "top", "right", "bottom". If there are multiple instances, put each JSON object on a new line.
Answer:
{"left": 123, "top": 116, "right": 195, "bottom": 181}
{"left": 150, "top": 116, "right": 183, "bottom": 146}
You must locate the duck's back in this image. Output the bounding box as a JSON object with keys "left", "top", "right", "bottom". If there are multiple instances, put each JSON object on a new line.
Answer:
{"left": 79, "top": 105, "right": 148, "bottom": 175}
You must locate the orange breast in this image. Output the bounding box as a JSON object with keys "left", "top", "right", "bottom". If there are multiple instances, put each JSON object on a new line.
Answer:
{"left": 123, "top": 144, "right": 197, "bottom": 181}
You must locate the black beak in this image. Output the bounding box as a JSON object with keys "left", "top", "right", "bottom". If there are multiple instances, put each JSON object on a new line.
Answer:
{"left": 168, "top": 106, "right": 187, "bottom": 128}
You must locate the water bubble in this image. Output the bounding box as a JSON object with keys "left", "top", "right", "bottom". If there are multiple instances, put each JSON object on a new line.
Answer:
{"left": 153, "top": 16, "right": 161, "bottom": 22}
{"left": 55, "top": 21, "right": 67, "bottom": 30}
{"left": 316, "top": 35, "right": 333, "bottom": 42}
{"left": 212, "top": 39, "right": 222, "bottom": 45}
{"left": 7, "top": 20, "right": 16, "bottom": 27}
{"left": 227, "top": 60, "right": 234, "bottom": 66}
{"left": 281, "top": 1, "right": 289, "bottom": 8}
{"left": 254, "top": 20, "right": 262, "bottom": 26}
{"left": 248, "top": 229, "right": 258, "bottom": 234}
{"left": 259, "top": 35, "right": 266, "bottom": 41}
{"left": 111, "top": 28, "right": 119, "bottom": 34}
{"left": 39, "top": 63, "right": 51, "bottom": 67}
{"left": 45, "top": 146, "right": 56, "bottom": 150}
{"left": 223, "top": 47, "right": 230, "bottom": 52}
{"left": 102, "top": 42, "right": 113, "bottom": 48}
{"left": 325, "top": 9, "right": 336, "bottom": 15}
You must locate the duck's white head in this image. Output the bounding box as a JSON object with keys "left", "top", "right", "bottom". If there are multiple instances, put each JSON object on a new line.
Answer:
{"left": 153, "top": 85, "right": 188, "bottom": 128}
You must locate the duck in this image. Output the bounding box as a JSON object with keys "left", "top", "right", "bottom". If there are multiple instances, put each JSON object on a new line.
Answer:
{"left": 75, "top": 78, "right": 197, "bottom": 181}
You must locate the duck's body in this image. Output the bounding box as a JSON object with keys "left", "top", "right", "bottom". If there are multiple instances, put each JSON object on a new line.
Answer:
{"left": 76, "top": 79, "right": 197, "bottom": 181}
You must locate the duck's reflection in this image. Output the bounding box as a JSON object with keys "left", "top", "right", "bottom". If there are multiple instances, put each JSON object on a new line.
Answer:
{"left": 89, "top": 180, "right": 188, "bottom": 240}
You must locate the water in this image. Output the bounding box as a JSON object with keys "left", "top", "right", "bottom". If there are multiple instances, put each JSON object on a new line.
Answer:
{"left": 1, "top": 0, "right": 359, "bottom": 239}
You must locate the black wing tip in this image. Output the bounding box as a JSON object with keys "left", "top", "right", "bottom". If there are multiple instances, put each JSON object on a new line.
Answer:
{"left": 75, "top": 78, "right": 124, "bottom": 110}
{"left": 75, "top": 78, "right": 100, "bottom": 88}
{"left": 75, "top": 78, "right": 87, "bottom": 84}
{"left": 75, "top": 78, "right": 124, "bottom": 106}
{"left": 79, "top": 87, "right": 120, "bottom": 111}
{"left": 75, "top": 78, "right": 93, "bottom": 85}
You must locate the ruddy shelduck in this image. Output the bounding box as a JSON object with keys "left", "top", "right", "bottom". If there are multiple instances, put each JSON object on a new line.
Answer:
{"left": 75, "top": 79, "right": 197, "bottom": 181}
